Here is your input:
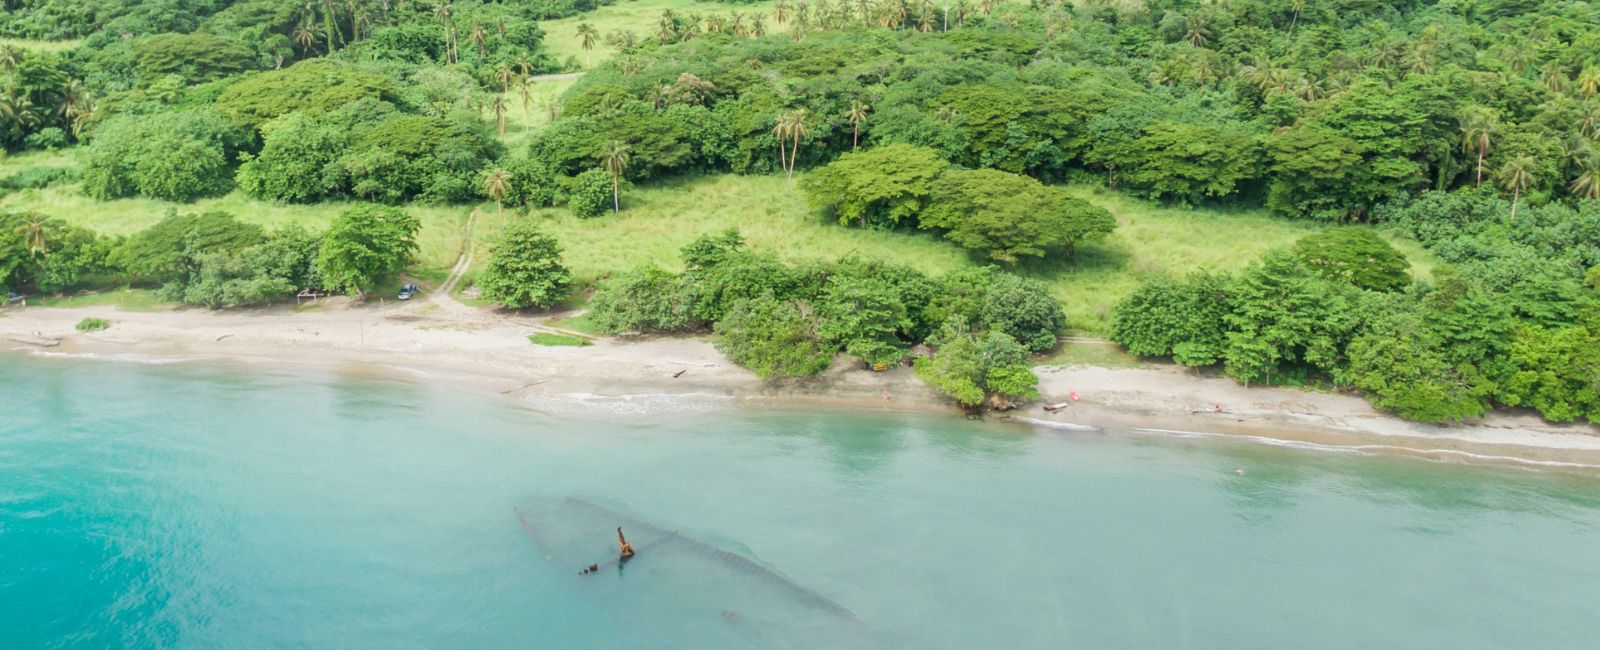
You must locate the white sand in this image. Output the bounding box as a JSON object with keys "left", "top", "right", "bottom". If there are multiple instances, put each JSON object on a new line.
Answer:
{"left": 5, "top": 297, "right": 1599, "bottom": 467}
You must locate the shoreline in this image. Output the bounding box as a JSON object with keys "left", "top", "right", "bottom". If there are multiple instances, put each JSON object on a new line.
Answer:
{"left": 5, "top": 300, "right": 1600, "bottom": 469}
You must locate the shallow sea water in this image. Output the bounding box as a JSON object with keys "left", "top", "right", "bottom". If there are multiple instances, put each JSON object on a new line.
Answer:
{"left": 3, "top": 355, "right": 1599, "bottom": 649}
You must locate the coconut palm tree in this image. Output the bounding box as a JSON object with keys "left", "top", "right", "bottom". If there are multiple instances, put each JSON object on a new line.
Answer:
{"left": 294, "top": 21, "right": 321, "bottom": 55}
{"left": 1578, "top": 66, "right": 1600, "bottom": 98}
{"left": 0, "top": 45, "right": 20, "bottom": 73}
{"left": 1459, "top": 108, "right": 1497, "bottom": 188}
{"left": 494, "top": 63, "right": 514, "bottom": 92}
{"left": 434, "top": 2, "right": 455, "bottom": 63}
{"left": 1571, "top": 161, "right": 1600, "bottom": 200}
{"left": 1580, "top": 101, "right": 1600, "bottom": 140}
{"left": 1496, "top": 155, "right": 1536, "bottom": 220}
{"left": 14, "top": 213, "right": 48, "bottom": 255}
{"left": 751, "top": 15, "right": 767, "bottom": 37}
{"left": 775, "top": 0, "right": 790, "bottom": 23}
{"left": 517, "top": 76, "right": 532, "bottom": 125}
{"left": 1287, "top": 0, "right": 1304, "bottom": 36}
{"left": 784, "top": 108, "right": 809, "bottom": 181}
{"left": 481, "top": 167, "right": 512, "bottom": 225}
{"left": 772, "top": 113, "right": 793, "bottom": 172}
{"left": 490, "top": 95, "right": 508, "bottom": 136}
{"left": 846, "top": 101, "right": 869, "bottom": 149}
{"left": 601, "top": 141, "right": 631, "bottom": 213}
{"left": 577, "top": 22, "right": 598, "bottom": 67}
{"left": 470, "top": 24, "right": 489, "bottom": 58}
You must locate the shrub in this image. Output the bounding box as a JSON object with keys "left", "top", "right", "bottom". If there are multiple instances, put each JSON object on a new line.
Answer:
{"left": 586, "top": 267, "right": 701, "bottom": 333}
{"left": 714, "top": 295, "right": 835, "bottom": 378}
{"left": 24, "top": 127, "right": 68, "bottom": 151}
{"left": 566, "top": 168, "right": 613, "bottom": 218}
{"left": 1110, "top": 273, "right": 1234, "bottom": 367}
{"left": 169, "top": 227, "right": 322, "bottom": 308}
{"left": 817, "top": 275, "right": 911, "bottom": 368}
{"left": 213, "top": 59, "right": 400, "bottom": 131}
{"left": 1, "top": 166, "right": 78, "bottom": 190}
{"left": 914, "top": 319, "right": 1038, "bottom": 410}
{"left": 476, "top": 222, "right": 573, "bottom": 309}
{"left": 75, "top": 317, "right": 110, "bottom": 332}
{"left": 114, "top": 211, "right": 266, "bottom": 281}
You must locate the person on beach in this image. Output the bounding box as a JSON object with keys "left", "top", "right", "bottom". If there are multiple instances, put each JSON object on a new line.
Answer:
{"left": 618, "top": 527, "right": 635, "bottom": 561}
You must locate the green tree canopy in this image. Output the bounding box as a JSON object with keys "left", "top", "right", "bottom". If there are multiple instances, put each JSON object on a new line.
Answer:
{"left": 476, "top": 222, "right": 573, "bottom": 309}
{"left": 315, "top": 205, "right": 419, "bottom": 297}
{"left": 1293, "top": 227, "right": 1411, "bottom": 292}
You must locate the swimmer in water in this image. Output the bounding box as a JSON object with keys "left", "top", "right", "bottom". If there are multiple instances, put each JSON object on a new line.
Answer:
{"left": 579, "top": 563, "right": 599, "bottom": 575}
{"left": 618, "top": 527, "right": 635, "bottom": 561}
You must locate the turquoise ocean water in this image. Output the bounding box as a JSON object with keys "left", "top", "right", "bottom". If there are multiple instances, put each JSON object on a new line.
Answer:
{"left": 3, "top": 354, "right": 1599, "bottom": 649}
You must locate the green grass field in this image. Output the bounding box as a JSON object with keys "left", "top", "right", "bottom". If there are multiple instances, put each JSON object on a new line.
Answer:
{"left": 493, "top": 76, "right": 579, "bottom": 151}
{"left": 540, "top": 0, "right": 786, "bottom": 70}
{"left": 0, "top": 150, "right": 470, "bottom": 271}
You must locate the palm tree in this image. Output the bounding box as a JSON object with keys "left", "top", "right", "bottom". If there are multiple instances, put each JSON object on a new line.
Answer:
{"left": 517, "top": 76, "right": 533, "bottom": 125}
{"left": 1287, "top": 0, "right": 1304, "bottom": 36}
{"left": 772, "top": 113, "right": 795, "bottom": 174}
{"left": 1580, "top": 101, "right": 1600, "bottom": 140}
{"left": 577, "top": 22, "right": 598, "bottom": 67}
{"left": 775, "top": 0, "right": 790, "bottom": 23}
{"left": 0, "top": 45, "right": 20, "bottom": 73}
{"left": 490, "top": 95, "right": 508, "bottom": 136}
{"left": 1571, "top": 161, "right": 1600, "bottom": 201}
{"left": 1459, "top": 108, "right": 1497, "bottom": 188}
{"left": 14, "top": 213, "right": 48, "bottom": 255}
{"left": 471, "top": 24, "right": 489, "bottom": 58}
{"left": 601, "top": 141, "right": 631, "bottom": 213}
{"left": 751, "top": 15, "right": 767, "bottom": 37}
{"left": 657, "top": 10, "right": 678, "bottom": 43}
{"left": 494, "top": 63, "right": 515, "bottom": 93}
{"left": 1578, "top": 66, "right": 1600, "bottom": 98}
{"left": 784, "top": 108, "right": 809, "bottom": 181}
{"left": 434, "top": 2, "right": 456, "bottom": 64}
{"left": 846, "top": 101, "right": 869, "bottom": 149}
{"left": 1496, "top": 155, "right": 1536, "bottom": 220}
{"left": 294, "top": 21, "right": 321, "bottom": 55}
{"left": 481, "top": 167, "right": 512, "bottom": 225}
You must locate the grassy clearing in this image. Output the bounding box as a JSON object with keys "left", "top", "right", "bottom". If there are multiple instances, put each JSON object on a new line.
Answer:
{"left": 493, "top": 76, "right": 580, "bottom": 151}
{"left": 541, "top": 0, "right": 786, "bottom": 70}
{"left": 0, "top": 150, "right": 472, "bottom": 271}
{"left": 33, "top": 287, "right": 165, "bottom": 311}
{"left": 465, "top": 173, "right": 1441, "bottom": 336}
{"left": 0, "top": 37, "right": 82, "bottom": 53}
{"left": 529, "top": 332, "right": 592, "bottom": 346}
{"left": 502, "top": 174, "right": 970, "bottom": 281}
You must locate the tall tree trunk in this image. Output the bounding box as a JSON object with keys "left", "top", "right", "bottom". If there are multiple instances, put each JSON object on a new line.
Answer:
{"left": 1476, "top": 148, "right": 1484, "bottom": 187}
{"left": 852, "top": 124, "right": 859, "bottom": 149}
{"left": 1511, "top": 189, "right": 1520, "bottom": 220}
{"left": 613, "top": 175, "right": 620, "bottom": 212}
{"left": 787, "top": 136, "right": 801, "bottom": 180}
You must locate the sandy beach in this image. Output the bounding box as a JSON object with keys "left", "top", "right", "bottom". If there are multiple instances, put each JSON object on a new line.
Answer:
{"left": 5, "top": 295, "right": 1600, "bottom": 468}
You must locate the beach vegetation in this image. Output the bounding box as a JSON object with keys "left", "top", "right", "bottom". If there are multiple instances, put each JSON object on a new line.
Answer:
{"left": 73, "top": 316, "right": 109, "bottom": 332}
{"left": 315, "top": 205, "right": 419, "bottom": 297}
{"left": 714, "top": 294, "right": 834, "bottom": 378}
{"left": 528, "top": 332, "right": 591, "bottom": 346}
{"left": 476, "top": 221, "right": 573, "bottom": 309}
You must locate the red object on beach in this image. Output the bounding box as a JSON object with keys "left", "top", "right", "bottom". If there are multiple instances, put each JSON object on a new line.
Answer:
{"left": 1069, "top": 391, "right": 1079, "bottom": 401}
